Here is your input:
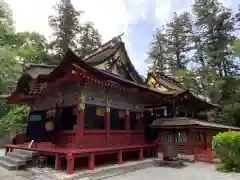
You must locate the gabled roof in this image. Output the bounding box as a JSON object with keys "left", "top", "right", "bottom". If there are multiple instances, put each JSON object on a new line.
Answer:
{"left": 151, "top": 117, "right": 240, "bottom": 130}
{"left": 15, "top": 34, "right": 144, "bottom": 91}
{"left": 7, "top": 48, "right": 175, "bottom": 105}
{"left": 146, "top": 72, "right": 185, "bottom": 92}
{"left": 146, "top": 72, "right": 217, "bottom": 110}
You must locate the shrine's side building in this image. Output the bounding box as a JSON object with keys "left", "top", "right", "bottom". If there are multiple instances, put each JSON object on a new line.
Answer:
{"left": 5, "top": 36, "right": 239, "bottom": 173}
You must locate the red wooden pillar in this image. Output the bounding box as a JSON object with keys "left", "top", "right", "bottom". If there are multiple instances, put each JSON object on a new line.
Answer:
{"left": 117, "top": 150, "right": 123, "bottom": 165}
{"left": 105, "top": 107, "right": 110, "bottom": 145}
{"left": 138, "top": 148, "right": 144, "bottom": 161}
{"left": 76, "top": 103, "right": 85, "bottom": 147}
{"left": 5, "top": 146, "right": 9, "bottom": 155}
{"left": 125, "top": 110, "right": 130, "bottom": 144}
{"left": 55, "top": 153, "right": 61, "bottom": 171}
{"left": 66, "top": 153, "right": 75, "bottom": 174}
{"left": 172, "top": 131, "right": 175, "bottom": 144}
{"left": 187, "top": 129, "right": 192, "bottom": 153}
{"left": 88, "top": 153, "right": 95, "bottom": 170}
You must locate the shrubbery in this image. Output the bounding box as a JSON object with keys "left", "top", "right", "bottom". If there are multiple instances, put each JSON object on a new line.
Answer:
{"left": 212, "top": 131, "right": 240, "bottom": 172}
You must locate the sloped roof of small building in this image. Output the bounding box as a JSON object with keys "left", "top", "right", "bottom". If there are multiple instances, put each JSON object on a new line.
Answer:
{"left": 151, "top": 117, "right": 240, "bottom": 130}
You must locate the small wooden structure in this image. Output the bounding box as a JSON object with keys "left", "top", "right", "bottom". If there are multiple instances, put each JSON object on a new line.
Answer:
{"left": 152, "top": 117, "right": 240, "bottom": 154}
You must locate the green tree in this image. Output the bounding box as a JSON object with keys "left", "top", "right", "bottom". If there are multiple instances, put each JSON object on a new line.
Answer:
{"left": 76, "top": 21, "right": 102, "bottom": 55}
{"left": 193, "top": 0, "right": 236, "bottom": 77}
{"left": 165, "top": 12, "right": 193, "bottom": 69}
{"left": 0, "top": 1, "right": 47, "bottom": 133}
{"left": 148, "top": 26, "right": 171, "bottom": 74}
{"left": 16, "top": 32, "right": 51, "bottom": 64}
{"left": 48, "top": 0, "right": 82, "bottom": 60}
{"left": 233, "top": 39, "right": 240, "bottom": 56}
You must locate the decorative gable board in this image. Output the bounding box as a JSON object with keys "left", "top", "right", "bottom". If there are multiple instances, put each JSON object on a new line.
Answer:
{"left": 108, "top": 91, "right": 126, "bottom": 108}
{"left": 31, "top": 83, "right": 79, "bottom": 110}
{"left": 113, "top": 48, "right": 142, "bottom": 83}
{"left": 85, "top": 82, "right": 106, "bottom": 106}
{"left": 147, "top": 75, "right": 169, "bottom": 92}
{"left": 155, "top": 76, "right": 184, "bottom": 92}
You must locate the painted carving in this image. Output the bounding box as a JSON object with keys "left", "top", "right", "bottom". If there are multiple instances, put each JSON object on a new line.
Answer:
{"left": 148, "top": 76, "right": 168, "bottom": 92}
{"left": 106, "top": 107, "right": 110, "bottom": 113}
{"left": 78, "top": 103, "right": 85, "bottom": 110}
{"left": 97, "top": 107, "right": 105, "bottom": 116}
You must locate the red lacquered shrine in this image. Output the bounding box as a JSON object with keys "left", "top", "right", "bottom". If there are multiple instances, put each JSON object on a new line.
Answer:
{"left": 5, "top": 35, "right": 239, "bottom": 173}
{"left": 5, "top": 36, "right": 173, "bottom": 174}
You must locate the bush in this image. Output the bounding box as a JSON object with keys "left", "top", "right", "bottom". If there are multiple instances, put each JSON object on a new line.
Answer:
{"left": 212, "top": 131, "right": 240, "bottom": 172}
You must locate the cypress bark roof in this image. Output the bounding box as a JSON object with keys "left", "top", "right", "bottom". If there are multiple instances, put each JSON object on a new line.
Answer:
{"left": 151, "top": 117, "right": 240, "bottom": 130}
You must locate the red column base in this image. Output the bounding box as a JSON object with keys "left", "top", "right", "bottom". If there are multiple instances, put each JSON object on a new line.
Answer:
{"left": 88, "top": 153, "right": 95, "bottom": 170}
{"left": 117, "top": 150, "right": 123, "bottom": 165}
{"left": 5, "top": 147, "right": 9, "bottom": 155}
{"left": 138, "top": 148, "right": 144, "bottom": 161}
{"left": 55, "top": 153, "right": 61, "bottom": 171}
{"left": 66, "top": 153, "right": 75, "bottom": 174}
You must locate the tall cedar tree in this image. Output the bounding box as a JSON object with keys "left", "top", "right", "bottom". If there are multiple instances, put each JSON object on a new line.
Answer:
{"left": 49, "top": 0, "right": 82, "bottom": 61}
{"left": 236, "top": 5, "right": 240, "bottom": 29}
{"left": 76, "top": 22, "right": 102, "bottom": 55}
{"left": 148, "top": 27, "right": 171, "bottom": 74}
{"left": 165, "top": 12, "right": 193, "bottom": 69}
{"left": 193, "top": 0, "right": 236, "bottom": 77}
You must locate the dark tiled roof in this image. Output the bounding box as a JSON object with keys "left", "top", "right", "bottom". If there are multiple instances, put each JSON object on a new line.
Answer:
{"left": 83, "top": 42, "right": 121, "bottom": 64}
{"left": 151, "top": 117, "right": 240, "bottom": 130}
{"left": 23, "top": 64, "right": 56, "bottom": 79}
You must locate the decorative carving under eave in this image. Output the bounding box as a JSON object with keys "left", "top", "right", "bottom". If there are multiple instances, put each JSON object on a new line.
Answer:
{"left": 78, "top": 103, "right": 85, "bottom": 110}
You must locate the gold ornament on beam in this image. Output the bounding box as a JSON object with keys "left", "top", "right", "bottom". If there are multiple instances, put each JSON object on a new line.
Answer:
{"left": 80, "top": 89, "right": 87, "bottom": 102}
{"left": 78, "top": 103, "right": 85, "bottom": 110}
{"left": 96, "top": 107, "right": 105, "bottom": 116}
{"left": 119, "top": 110, "right": 125, "bottom": 118}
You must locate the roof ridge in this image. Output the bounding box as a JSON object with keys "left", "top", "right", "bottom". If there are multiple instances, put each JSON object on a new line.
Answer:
{"left": 82, "top": 33, "right": 124, "bottom": 61}
{"left": 24, "top": 63, "right": 57, "bottom": 69}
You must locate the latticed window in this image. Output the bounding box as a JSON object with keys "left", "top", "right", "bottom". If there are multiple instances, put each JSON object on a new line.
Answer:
{"left": 175, "top": 132, "right": 187, "bottom": 143}
{"left": 161, "top": 132, "right": 172, "bottom": 143}
{"left": 191, "top": 132, "right": 201, "bottom": 141}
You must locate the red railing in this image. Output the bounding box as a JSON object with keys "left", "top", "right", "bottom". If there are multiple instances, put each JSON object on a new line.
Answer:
{"left": 194, "top": 148, "right": 219, "bottom": 163}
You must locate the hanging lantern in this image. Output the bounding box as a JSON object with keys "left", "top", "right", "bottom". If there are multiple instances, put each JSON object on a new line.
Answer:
{"left": 45, "top": 120, "right": 54, "bottom": 131}
{"left": 119, "top": 110, "right": 125, "bottom": 118}
{"left": 96, "top": 107, "right": 105, "bottom": 116}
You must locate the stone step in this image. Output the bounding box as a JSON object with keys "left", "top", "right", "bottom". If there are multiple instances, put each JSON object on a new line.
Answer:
{"left": 0, "top": 155, "right": 26, "bottom": 166}
{"left": 7, "top": 152, "right": 32, "bottom": 161}
{"left": 14, "top": 149, "right": 39, "bottom": 157}
{"left": 0, "top": 159, "right": 19, "bottom": 170}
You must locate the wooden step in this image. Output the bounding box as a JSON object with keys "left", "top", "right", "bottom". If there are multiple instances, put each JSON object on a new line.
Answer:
{"left": 7, "top": 152, "right": 32, "bottom": 161}
{"left": 0, "top": 155, "right": 26, "bottom": 166}
{"left": 14, "top": 149, "right": 39, "bottom": 157}
{"left": 0, "top": 159, "right": 19, "bottom": 170}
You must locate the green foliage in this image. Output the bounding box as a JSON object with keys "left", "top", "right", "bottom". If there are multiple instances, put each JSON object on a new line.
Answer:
{"left": 16, "top": 32, "right": 51, "bottom": 64}
{"left": 76, "top": 21, "right": 102, "bottom": 55}
{"left": 0, "top": 0, "right": 50, "bottom": 133}
{"left": 148, "top": 0, "right": 240, "bottom": 126}
{"left": 233, "top": 39, "right": 240, "bottom": 56}
{"left": 49, "top": 0, "right": 82, "bottom": 59}
{"left": 166, "top": 12, "right": 193, "bottom": 69}
{"left": 0, "top": 106, "right": 29, "bottom": 134}
{"left": 212, "top": 131, "right": 240, "bottom": 172}
{"left": 48, "top": 0, "right": 102, "bottom": 61}
{"left": 148, "top": 27, "right": 170, "bottom": 73}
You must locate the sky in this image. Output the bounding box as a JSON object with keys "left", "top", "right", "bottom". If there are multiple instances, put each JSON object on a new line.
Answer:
{"left": 6, "top": 0, "right": 237, "bottom": 75}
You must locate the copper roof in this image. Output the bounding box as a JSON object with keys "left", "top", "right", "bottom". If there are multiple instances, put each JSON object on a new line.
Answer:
{"left": 151, "top": 117, "right": 240, "bottom": 130}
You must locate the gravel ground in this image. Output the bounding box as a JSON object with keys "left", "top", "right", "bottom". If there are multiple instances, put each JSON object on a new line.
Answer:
{"left": 104, "top": 163, "right": 240, "bottom": 180}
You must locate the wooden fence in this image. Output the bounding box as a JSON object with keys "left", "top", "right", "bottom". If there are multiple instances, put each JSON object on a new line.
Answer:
{"left": 193, "top": 148, "right": 220, "bottom": 163}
